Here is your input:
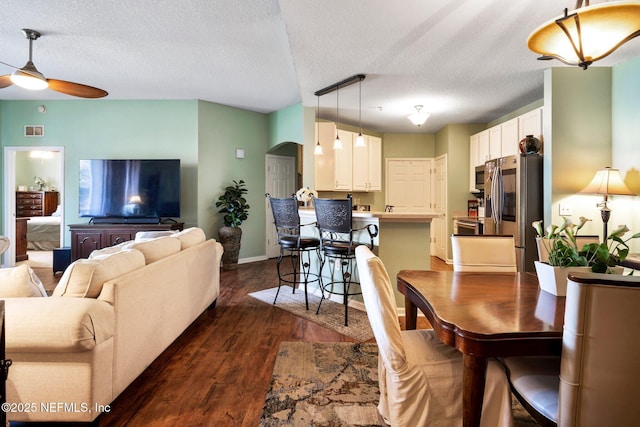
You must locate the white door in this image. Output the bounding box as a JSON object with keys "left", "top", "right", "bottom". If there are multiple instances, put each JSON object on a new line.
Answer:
{"left": 265, "top": 154, "right": 296, "bottom": 258}
{"left": 385, "top": 158, "right": 432, "bottom": 212}
{"left": 433, "top": 155, "right": 448, "bottom": 260}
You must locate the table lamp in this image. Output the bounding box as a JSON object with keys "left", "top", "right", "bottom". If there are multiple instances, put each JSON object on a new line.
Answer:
{"left": 579, "top": 167, "right": 635, "bottom": 239}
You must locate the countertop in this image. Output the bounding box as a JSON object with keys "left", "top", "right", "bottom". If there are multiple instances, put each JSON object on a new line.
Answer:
{"left": 299, "top": 208, "right": 440, "bottom": 223}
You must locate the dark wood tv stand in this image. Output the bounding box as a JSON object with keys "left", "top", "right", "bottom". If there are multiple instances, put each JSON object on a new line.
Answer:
{"left": 69, "top": 222, "right": 185, "bottom": 261}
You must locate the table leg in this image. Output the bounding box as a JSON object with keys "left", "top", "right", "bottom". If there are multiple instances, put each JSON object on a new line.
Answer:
{"left": 463, "top": 354, "right": 487, "bottom": 427}
{"left": 404, "top": 295, "right": 417, "bottom": 330}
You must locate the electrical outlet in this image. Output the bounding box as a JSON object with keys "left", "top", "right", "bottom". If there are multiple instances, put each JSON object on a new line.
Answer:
{"left": 559, "top": 203, "right": 572, "bottom": 216}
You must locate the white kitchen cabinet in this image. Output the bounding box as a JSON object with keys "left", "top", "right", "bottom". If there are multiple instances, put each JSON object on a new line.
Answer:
{"left": 477, "top": 129, "right": 490, "bottom": 164}
{"left": 489, "top": 126, "right": 502, "bottom": 160}
{"left": 315, "top": 121, "right": 382, "bottom": 192}
{"left": 314, "top": 122, "right": 338, "bottom": 191}
{"left": 469, "top": 133, "right": 479, "bottom": 192}
{"left": 518, "top": 107, "right": 543, "bottom": 147}
{"left": 334, "top": 129, "right": 353, "bottom": 190}
{"left": 353, "top": 135, "right": 381, "bottom": 191}
{"left": 501, "top": 117, "right": 519, "bottom": 157}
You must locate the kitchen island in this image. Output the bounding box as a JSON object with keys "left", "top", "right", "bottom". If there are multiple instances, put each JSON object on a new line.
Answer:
{"left": 299, "top": 208, "right": 440, "bottom": 309}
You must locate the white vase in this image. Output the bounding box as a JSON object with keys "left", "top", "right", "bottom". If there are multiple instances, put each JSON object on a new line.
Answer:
{"left": 533, "top": 261, "right": 592, "bottom": 296}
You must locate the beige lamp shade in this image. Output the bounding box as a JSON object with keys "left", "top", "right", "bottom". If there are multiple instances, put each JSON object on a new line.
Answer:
{"left": 528, "top": 2, "right": 640, "bottom": 69}
{"left": 579, "top": 167, "right": 635, "bottom": 197}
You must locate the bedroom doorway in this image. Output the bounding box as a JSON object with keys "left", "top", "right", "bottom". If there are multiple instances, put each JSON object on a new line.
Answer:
{"left": 2, "top": 146, "right": 64, "bottom": 268}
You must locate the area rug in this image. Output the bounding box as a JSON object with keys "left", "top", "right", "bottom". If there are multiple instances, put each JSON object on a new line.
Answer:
{"left": 260, "top": 342, "right": 539, "bottom": 427}
{"left": 248, "top": 287, "right": 375, "bottom": 342}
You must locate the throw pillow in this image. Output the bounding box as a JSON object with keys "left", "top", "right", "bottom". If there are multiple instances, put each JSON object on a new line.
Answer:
{"left": 0, "top": 264, "right": 48, "bottom": 297}
{"left": 134, "top": 230, "right": 177, "bottom": 242}
{"left": 88, "top": 240, "right": 131, "bottom": 259}
{"left": 125, "top": 236, "right": 181, "bottom": 264}
{"left": 175, "top": 227, "right": 206, "bottom": 249}
{"left": 53, "top": 249, "right": 145, "bottom": 298}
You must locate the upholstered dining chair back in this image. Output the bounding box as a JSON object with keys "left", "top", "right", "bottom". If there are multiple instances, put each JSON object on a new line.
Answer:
{"left": 0, "top": 236, "right": 9, "bottom": 256}
{"left": 450, "top": 234, "right": 517, "bottom": 272}
{"left": 355, "top": 245, "right": 514, "bottom": 427}
{"left": 503, "top": 273, "right": 640, "bottom": 427}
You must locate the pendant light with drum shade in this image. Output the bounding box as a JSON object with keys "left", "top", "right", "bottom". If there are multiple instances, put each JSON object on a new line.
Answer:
{"left": 314, "top": 95, "right": 323, "bottom": 156}
{"left": 528, "top": 1, "right": 640, "bottom": 70}
{"left": 355, "top": 78, "right": 366, "bottom": 148}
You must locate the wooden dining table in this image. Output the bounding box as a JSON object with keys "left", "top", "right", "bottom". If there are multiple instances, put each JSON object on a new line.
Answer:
{"left": 397, "top": 270, "right": 565, "bottom": 427}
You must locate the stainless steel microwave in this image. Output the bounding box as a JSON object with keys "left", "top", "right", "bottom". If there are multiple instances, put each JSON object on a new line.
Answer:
{"left": 474, "top": 165, "right": 485, "bottom": 192}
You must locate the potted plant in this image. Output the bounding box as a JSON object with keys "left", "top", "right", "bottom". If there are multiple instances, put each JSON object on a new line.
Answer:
{"left": 215, "top": 180, "right": 250, "bottom": 270}
{"left": 533, "top": 217, "right": 638, "bottom": 295}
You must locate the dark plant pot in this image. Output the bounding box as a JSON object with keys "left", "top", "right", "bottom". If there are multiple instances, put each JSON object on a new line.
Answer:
{"left": 218, "top": 226, "right": 242, "bottom": 270}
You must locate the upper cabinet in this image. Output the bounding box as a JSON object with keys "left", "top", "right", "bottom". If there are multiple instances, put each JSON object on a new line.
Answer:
{"left": 469, "top": 107, "right": 544, "bottom": 192}
{"left": 315, "top": 122, "right": 382, "bottom": 192}
{"left": 500, "top": 117, "right": 519, "bottom": 157}
{"left": 518, "top": 108, "right": 543, "bottom": 143}
{"left": 353, "top": 135, "right": 382, "bottom": 191}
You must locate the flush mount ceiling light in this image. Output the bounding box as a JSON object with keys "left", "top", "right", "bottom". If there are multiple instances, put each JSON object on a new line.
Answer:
{"left": 408, "top": 105, "right": 430, "bottom": 127}
{"left": 528, "top": 1, "right": 640, "bottom": 70}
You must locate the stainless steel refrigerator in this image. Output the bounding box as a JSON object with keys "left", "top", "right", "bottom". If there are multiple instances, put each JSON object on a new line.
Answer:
{"left": 484, "top": 154, "right": 543, "bottom": 272}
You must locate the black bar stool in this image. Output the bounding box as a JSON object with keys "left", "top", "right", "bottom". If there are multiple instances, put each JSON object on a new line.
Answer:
{"left": 313, "top": 195, "right": 378, "bottom": 326}
{"left": 266, "top": 194, "right": 321, "bottom": 310}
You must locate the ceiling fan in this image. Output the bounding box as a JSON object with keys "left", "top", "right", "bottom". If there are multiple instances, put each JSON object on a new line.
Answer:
{"left": 0, "top": 29, "right": 108, "bottom": 98}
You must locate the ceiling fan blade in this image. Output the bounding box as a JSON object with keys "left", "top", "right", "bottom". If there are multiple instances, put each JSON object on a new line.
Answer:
{"left": 47, "top": 79, "right": 108, "bottom": 98}
{"left": 0, "top": 75, "right": 14, "bottom": 88}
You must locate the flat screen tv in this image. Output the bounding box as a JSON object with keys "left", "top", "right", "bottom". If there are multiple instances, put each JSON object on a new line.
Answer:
{"left": 79, "top": 159, "right": 180, "bottom": 223}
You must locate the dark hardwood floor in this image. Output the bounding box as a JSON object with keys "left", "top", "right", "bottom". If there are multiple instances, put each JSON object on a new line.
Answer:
{"left": 15, "top": 256, "right": 449, "bottom": 426}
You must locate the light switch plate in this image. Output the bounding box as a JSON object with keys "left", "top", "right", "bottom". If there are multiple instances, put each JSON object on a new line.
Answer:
{"left": 559, "top": 203, "right": 572, "bottom": 216}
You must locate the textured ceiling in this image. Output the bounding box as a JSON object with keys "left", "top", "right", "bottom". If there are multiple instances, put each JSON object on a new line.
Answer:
{"left": 1, "top": 0, "right": 639, "bottom": 133}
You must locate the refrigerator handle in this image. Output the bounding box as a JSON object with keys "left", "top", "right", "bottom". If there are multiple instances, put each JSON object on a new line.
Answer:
{"left": 491, "top": 164, "right": 503, "bottom": 226}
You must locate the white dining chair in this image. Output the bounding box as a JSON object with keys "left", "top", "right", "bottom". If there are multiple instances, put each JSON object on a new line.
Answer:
{"left": 355, "top": 246, "right": 514, "bottom": 427}
{"left": 451, "top": 234, "right": 517, "bottom": 272}
{"left": 502, "top": 273, "right": 640, "bottom": 427}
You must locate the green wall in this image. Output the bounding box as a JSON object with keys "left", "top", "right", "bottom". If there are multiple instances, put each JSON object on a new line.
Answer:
{"left": 612, "top": 55, "right": 640, "bottom": 253}
{"left": 197, "top": 100, "right": 269, "bottom": 261}
{"left": 543, "top": 67, "right": 612, "bottom": 235}
{"left": 1, "top": 99, "right": 270, "bottom": 261}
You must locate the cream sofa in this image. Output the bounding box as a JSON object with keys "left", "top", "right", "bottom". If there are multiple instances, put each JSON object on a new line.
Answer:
{"left": 2, "top": 227, "right": 223, "bottom": 423}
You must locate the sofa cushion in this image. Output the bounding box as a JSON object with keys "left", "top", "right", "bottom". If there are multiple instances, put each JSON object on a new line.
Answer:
{"left": 175, "top": 227, "right": 206, "bottom": 249}
{"left": 53, "top": 249, "right": 146, "bottom": 298}
{"left": 0, "top": 264, "right": 47, "bottom": 297}
{"left": 5, "top": 297, "right": 114, "bottom": 352}
{"left": 125, "top": 236, "right": 181, "bottom": 264}
{"left": 88, "top": 240, "right": 131, "bottom": 258}
{"left": 134, "top": 230, "right": 177, "bottom": 242}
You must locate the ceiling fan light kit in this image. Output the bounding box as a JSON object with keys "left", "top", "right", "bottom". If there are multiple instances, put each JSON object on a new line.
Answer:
{"left": 528, "top": 1, "right": 640, "bottom": 70}
{"left": 0, "top": 28, "right": 108, "bottom": 98}
{"left": 408, "top": 105, "right": 430, "bottom": 127}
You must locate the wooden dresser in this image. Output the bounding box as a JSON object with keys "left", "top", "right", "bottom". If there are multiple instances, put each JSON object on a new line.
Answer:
{"left": 16, "top": 191, "right": 58, "bottom": 217}
{"left": 69, "top": 222, "right": 185, "bottom": 260}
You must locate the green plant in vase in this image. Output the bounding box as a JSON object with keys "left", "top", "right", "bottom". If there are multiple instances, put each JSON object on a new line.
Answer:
{"left": 214, "top": 179, "right": 250, "bottom": 270}
{"left": 581, "top": 225, "right": 640, "bottom": 273}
